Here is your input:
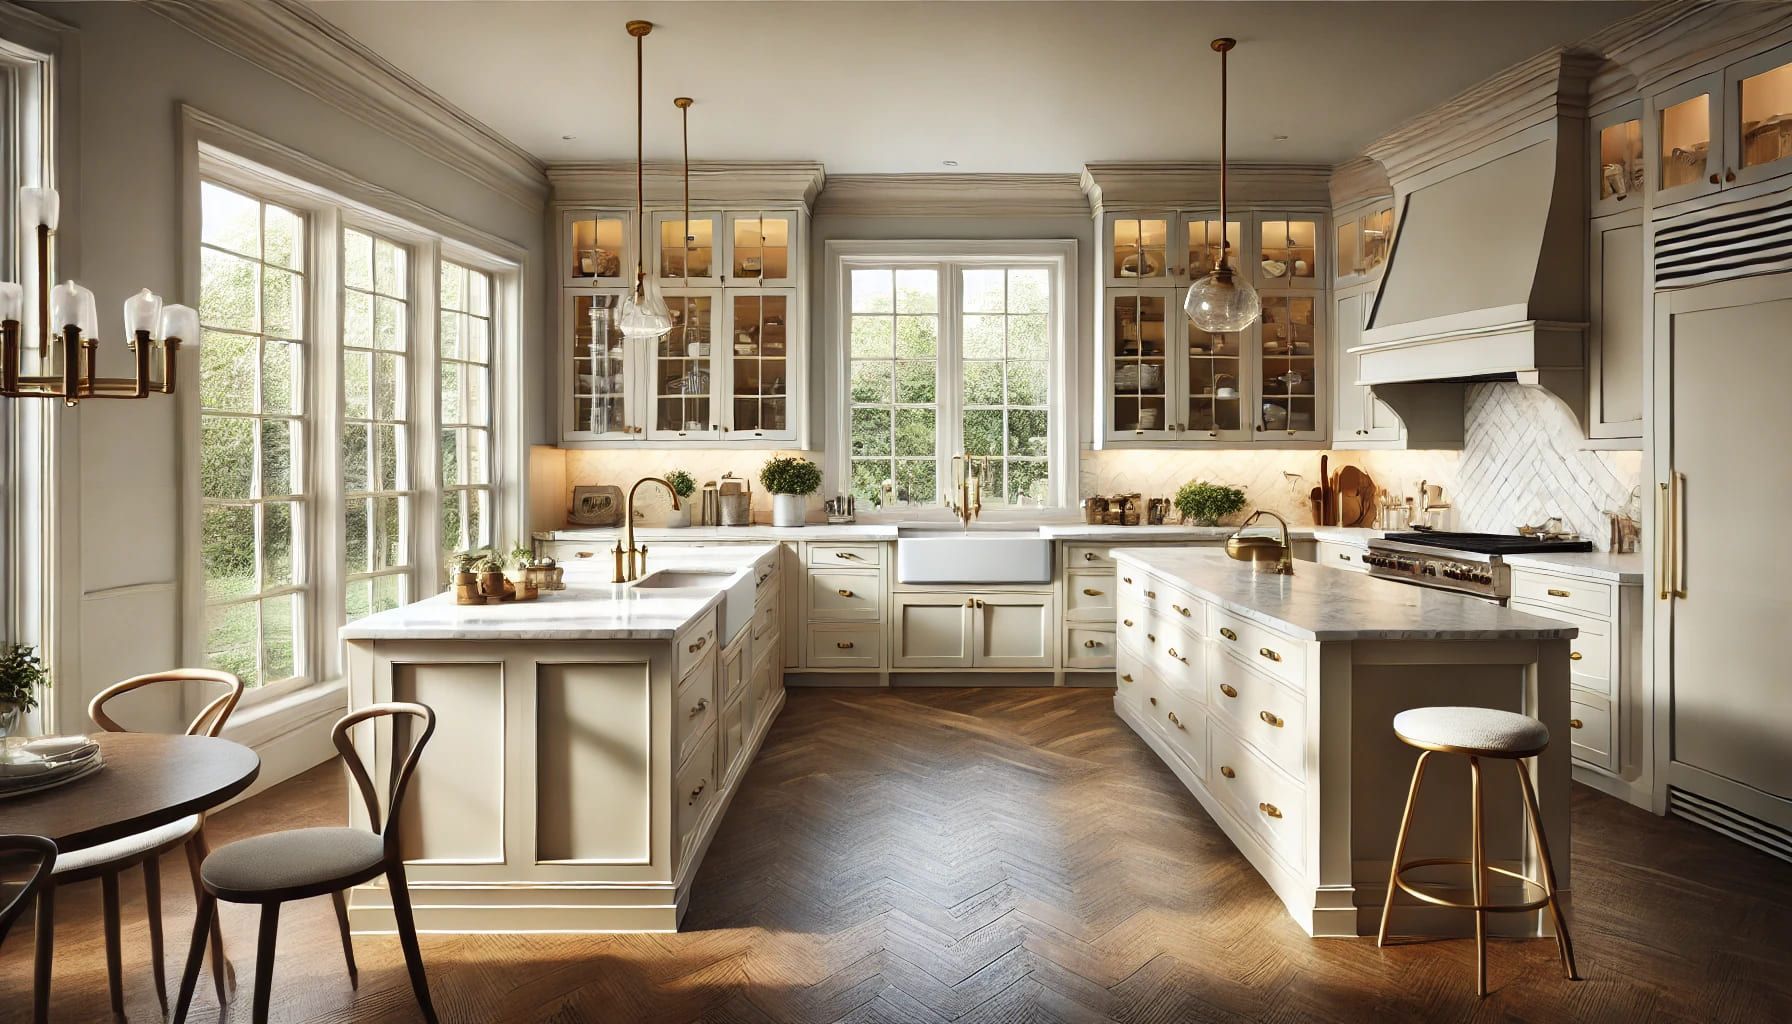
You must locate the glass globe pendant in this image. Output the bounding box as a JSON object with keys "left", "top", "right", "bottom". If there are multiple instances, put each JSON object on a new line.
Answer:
{"left": 618, "top": 20, "right": 672, "bottom": 341}
{"left": 1185, "top": 37, "right": 1261, "bottom": 334}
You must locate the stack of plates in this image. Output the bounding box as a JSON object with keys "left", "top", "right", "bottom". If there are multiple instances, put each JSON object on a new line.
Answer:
{"left": 0, "top": 735, "right": 104, "bottom": 799}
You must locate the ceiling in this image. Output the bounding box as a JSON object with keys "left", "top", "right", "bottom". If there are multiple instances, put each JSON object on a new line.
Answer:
{"left": 306, "top": 1, "right": 1645, "bottom": 174}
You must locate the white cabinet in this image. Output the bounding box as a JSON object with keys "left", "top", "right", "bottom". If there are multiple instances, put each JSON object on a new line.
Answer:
{"left": 973, "top": 594, "right": 1054, "bottom": 669}
{"left": 1330, "top": 286, "right": 1402, "bottom": 447}
{"left": 1651, "top": 40, "right": 1792, "bottom": 208}
{"left": 562, "top": 289, "right": 640, "bottom": 441}
{"left": 1587, "top": 211, "right": 1646, "bottom": 442}
{"left": 719, "top": 289, "right": 797, "bottom": 441}
{"left": 651, "top": 210, "right": 723, "bottom": 286}
{"left": 892, "top": 592, "right": 1053, "bottom": 670}
{"left": 561, "top": 209, "right": 632, "bottom": 288}
{"left": 892, "top": 593, "right": 972, "bottom": 668}
{"left": 1590, "top": 102, "right": 1645, "bottom": 217}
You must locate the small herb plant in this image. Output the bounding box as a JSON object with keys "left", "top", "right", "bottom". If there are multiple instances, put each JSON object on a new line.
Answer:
{"left": 666, "top": 469, "right": 696, "bottom": 498}
{"left": 1174, "top": 481, "right": 1248, "bottom": 527}
{"left": 509, "top": 544, "right": 535, "bottom": 569}
{"left": 0, "top": 643, "right": 49, "bottom": 711}
{"left": 474, "top": 554, "right": 506, "bottom": 574}
{"left": 450, "top": 551, "right": 480, "bottom": 576}
{"left": 760, "top": 456, "right": 822, "bottom": 496}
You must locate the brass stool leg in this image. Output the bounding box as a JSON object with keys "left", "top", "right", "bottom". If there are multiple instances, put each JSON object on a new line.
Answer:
{"left": 1470, "top": 756, "right": 1488, "bottom": 997}
{"left": 1378, "top": 750, "right": 1432, "bottom": 946}
{"left": 1516, "top": 759, "right": 1578, "bottom": 980}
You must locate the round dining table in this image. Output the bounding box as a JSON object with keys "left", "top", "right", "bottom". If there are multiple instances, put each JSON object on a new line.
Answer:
{"left": 0, "top": 732, "right": 260, "bottom": 1023}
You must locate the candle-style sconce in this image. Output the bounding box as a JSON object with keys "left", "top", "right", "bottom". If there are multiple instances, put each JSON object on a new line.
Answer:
{"left": 0, "top": 186, "right": 194, "bottom": 406}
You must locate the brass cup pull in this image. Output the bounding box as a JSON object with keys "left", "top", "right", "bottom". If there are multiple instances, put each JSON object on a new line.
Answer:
{"left": 689, "top": 780, "right": 707, "bottom": 804}
{"left": 1123, "top": 618, "right": 1135, "bottom": 627}
{"left": 1219, "top": 683, "right": 1238, "bottom": 699}
{"left": 1144, "top": 590, "right": 1157, "bottom": 599}
{"left": 1219, "top": 627, "right": 1238, "bottom": 642}
{"left": 1172, "top": 603, "right": 1190, "bottom": 617}
{"left": 836, "top": 641, "right": 855, "bottom": 650}
{"left": 1258, "top": 647, "right": 1281, "bottom": 663}
{"left": 1149, "top": 696, "right": 1158, "bottom": 706}
{"left": 1120, "top": 673, "right": 1133, "bottom": 682}
{"left": 1146, "top": 633, "right": 1157, "bottom": 643}
{"left": 1570, "top": 718, "right": 1583, "bottom": 729}
{"left": 689, "top": 698, "right": 709, "bottom": 717}
{"left": 688, "top": 636, "right": 708, "bottom": 654}
{"left": 1258, "top": 802, "right": 1283, "bottom": 819}
{"left": 1083, "top": 587, "right": 1103, "bottom": 597}
{"left": 1083, "top": 638, "right": 1103, "bottom": 648}
{"left": 1123, "top": 576, "right": 1133, "bottom": 584}
{"left": 1084, "top": 552, "right": 1097, "bottom": 561}
{"left": 1259, "top": 710, "right": 1284, "bottom": 728}
{"left": 1569, "top": 651, "right": 1583, "bottom": 661}
{"left": 1548, "top": 588, "right": 1571, "bottom": 598}
{"left": 837, "top": 588, "right": 854, "bottom": 597}
{"left": 1219, "top": 765, "right": 1236, "bottom": 779}
{"left": 1167, "top": 711, "right": 1185, "bottom": 730}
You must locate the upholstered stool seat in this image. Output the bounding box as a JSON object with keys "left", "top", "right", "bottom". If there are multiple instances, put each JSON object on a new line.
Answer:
{"left": 201, "top": 828, "right": 386, "bottom": 901}
{"left": 1392, "top": 706, "right": 1550, "bottom": 758}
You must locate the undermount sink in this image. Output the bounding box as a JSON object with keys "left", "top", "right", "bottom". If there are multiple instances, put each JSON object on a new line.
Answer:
{"left": 634, "top": 565, "right": 758, "bottom": 641}
{"left": 896, "top": 529, "right": 1053, "bottom": 584}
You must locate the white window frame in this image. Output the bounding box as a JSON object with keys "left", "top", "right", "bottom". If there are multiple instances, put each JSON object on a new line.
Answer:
{"left": 438, "top": 258, "right": 497, "bottom": 567}
{"left": 824, "top": 240, "right": 1078, "bottom": 517}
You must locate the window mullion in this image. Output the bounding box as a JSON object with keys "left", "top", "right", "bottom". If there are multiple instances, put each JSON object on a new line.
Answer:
{"left": 310, "top": 207, "right": 345, "bottom": 683}
{"left": 414, "top": 238, "right": 442, "bottom": 593}
{"left": 938, "top": 261, "right": 963, "bottom": 494}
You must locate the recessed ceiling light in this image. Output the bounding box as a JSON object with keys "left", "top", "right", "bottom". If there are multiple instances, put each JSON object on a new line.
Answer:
{"left": 1272, "top": 134, "right": 1289, "bottom": 142}
{"left": 562, "top": 134, "right": 577, "bottom": 141}
{"left": 942, "top": 160, "right": 959, "bottom": 167}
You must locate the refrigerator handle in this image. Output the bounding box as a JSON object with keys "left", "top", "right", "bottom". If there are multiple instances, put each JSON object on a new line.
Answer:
{"left": 1657, "top": 481, "right": 1671, "bottom": 601}
{"left": 1672, "top": 471, "right": 1688, "bottom": 599}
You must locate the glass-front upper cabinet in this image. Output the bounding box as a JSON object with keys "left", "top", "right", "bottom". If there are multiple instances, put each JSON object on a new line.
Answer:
{"left": 566, "top": 291, "right": 636, "bottom": 440}
{"left": 1108, "top": 291, "right": 1174, "bottom": 440}
{"left": 1182, "top": 316, "right": 1248, "bottom": 442}
{"left": 1257, "top": 218, "right": 1320, "bottom": 288}
{"left": 1649, "top": 42, "right": 1792, "bottom": 206}
{"left": 1655, "top": 76, "right": 1719, "bottom": 205}
{"left": 651, "top": 211, "right": 722, "bottom": 286}
{"left": 1334, "top": 204, "right": 1395, "bottom": 284}
{"left": 1256, "top": 294, "right": 1323, "bottom": 440}
{"left": 1592, "top": 103, "right": 1644, "bottom": 214}
{"left": 724, "top": 211, "right": 798, "bottom": 287}
{"left": 1105, "top": 213, "right": 1173, "bottom": 286}
{"left": 563, "top": 210, "right": 629, "bottom": 288}
{"left": 722, "top": 290, "right": 795, "bottom": 440}
{"left": 648, "top": 291, "right": 719, "bottom": 440}
{"left": 1731, "top": 41, "right": 1792, "bottom": 189}
{"left": 1181, "top": 216, "right": 1242, "bottom": 282}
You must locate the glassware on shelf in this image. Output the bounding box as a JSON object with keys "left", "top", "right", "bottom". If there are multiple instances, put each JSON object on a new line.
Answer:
{"left": 1112, "top": 218, "right": 1168, "bottom": 280}
{"left": 1260, "top": 220, "right": 1317, "bottom": 280}
{"left": 1187, "top": 219, "right": 1240, "bottom": 277}
{"left": 1599, "top": 118, "right": 1645, "bottom": 200}
{"left": 569, "top": 215, "right": 624, "bottom": 280}
{"left": 731, "top": 216, "right": 790, "bottom": 280}
{"left": 659, "top": 217, "right": 714, "bottom": 279}
{"left": 1741, "top": 59, "right": 1792, "bottom": 169}
{"left": 1659, "top": 93, "right": 1711, "bottom": 190}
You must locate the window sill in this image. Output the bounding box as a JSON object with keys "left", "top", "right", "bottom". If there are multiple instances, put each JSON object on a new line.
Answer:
{"left": 222, "top": 678, "right": 347, "bottom": 750}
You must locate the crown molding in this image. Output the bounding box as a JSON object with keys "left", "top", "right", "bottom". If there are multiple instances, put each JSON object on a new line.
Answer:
{"left": 1079, "top": 161, "right": 1334, "bottom": 210}
{"left": 547, "top": 160, "right": 827, "bottom": 209}
{"left": 142, "top": 0, "right": 547, "bottom": 210}
{"left": 1329, "top": 156, "right": 1392, "bottom": 211}
{"left": 813, "top": 173, "right": 1086, "bottom": 218}
{"left": 1596, "top": 0, "right": 1792, "bottom": 94}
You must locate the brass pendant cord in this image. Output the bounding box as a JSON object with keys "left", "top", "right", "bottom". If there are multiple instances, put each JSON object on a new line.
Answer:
{"left": 1213, "top": 37, "right": 1234, "bottom": 276}
{"left": 629, "top": 20, "right": 651, "bottom": 301}
{"left": 676, "top": 96, "right": 693, "bottom": 279}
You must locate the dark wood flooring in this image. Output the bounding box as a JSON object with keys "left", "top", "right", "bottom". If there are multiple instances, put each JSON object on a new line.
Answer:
{"left": 2, "top": 687, "right": 1789, "bottom": 1023}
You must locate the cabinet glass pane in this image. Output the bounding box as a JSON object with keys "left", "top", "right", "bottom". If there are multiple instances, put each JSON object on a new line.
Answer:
{"left": 729, "top": 294, "right": 788, "bottom": 434}
{"left": 1185, "top": 317, "right": 1242, "bottom": 435}
{"left": 1259, "top": 295, "right": 1317, "bottom": 434}
{"left": 659, "top": 218, "right": 714, "bottom": 279}
{"left": 1112, "top": 218, "right": 1169, "bottom": 280}
{"left": 1110, "top": 293, "right": 1166, "bottom": 433}
{"left": 1335, "top": 220, "right": 1357, "bottom": 280}
{"left": 569, "top": 215, "right": 624, "bottom": 281}
{"left": 1741, "top": 59, "right": 1792, "bottom": 170}
{"left": 1260, "top": 220, "right": 1317, "bottom": 281}
{"left": 655, "top": 295, "right": 713, "bottom": 433}
{"left": 573, "top": 294, "right": 626, "bottom": 434}
{"left": 1361, "top": 207, "right": 1393, "bottom": 274}
{"left": 1599, "top": 119, "right": 1644, "bottom": 200}
{"left": 731, "top": 216, "right": 790, "bottom": 280}
{"left": 1187, "top": 219, "right": 1240, "bottom": 276}
{"left": 1659, "top": 93, "right": 1711, "bottom": 190}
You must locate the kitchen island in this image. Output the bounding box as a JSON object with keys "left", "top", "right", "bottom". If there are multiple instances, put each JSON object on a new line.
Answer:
{"left": 1110, "top": 547, "right": 1577, "bottom": 938}
{"left": 339, "top": 543, "right": 784, "bottom": 933}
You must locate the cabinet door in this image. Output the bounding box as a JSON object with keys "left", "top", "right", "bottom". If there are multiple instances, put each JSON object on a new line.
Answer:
{"left": 1253, "top": 293, "right": 1324, "bottom": 440}
{"left": 1180, "top": 306, "right": 1250, "bottom": 442}
{"left": 720, "top": 290, "right": 797, "bottom": 441}
{"left": 646, "top": 290, "right": 721, "bottom": 441}
{"left": 893, "top": 594, "right": 973, "bottom": 668}
{"left": 1726, "top": 40, "right": 1792, "bottom": 190}
{"left": 1257, "top": 217, "right": 1321, "bottom": 289}
{"left": 1332, "top": 287, "right": 1401, "bottom": 445}
{"left": 1591, "top": 103, "right": 1645, "bottom": 216}
{"left": 563, "top": 290, "right": 640, "bottom": 440}
{"left": 1653, "top": 72, "right": 1723, "bottom": 206}
{"left": 1180, "top": 215, "right": 1243, "bottom": 284}
{"left": 1588, "top": 214, "right": 1645, "bottom": 440}
{"left": 724, "top": 211, "right": 798, "bottom": 287}
{"left": 1107, "top": 290, "right": 1176, "bottom": 441}
{"left": 1104, "top": 212, "right": 1175, "bottom": 287}
{"left": 972, "top": 594, "right": 1053, "bottom": 669}
{"left": 651, "top": 210, "right": 722, "bottom": 286}
{"left": 562, "top": 209, "right": 630, "bottom": 288}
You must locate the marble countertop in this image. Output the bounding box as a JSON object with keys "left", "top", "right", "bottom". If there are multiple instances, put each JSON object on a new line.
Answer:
{"left": 1503, "top": 550, "right": 1645, "bottom": 584}
{"left": 540, "top": 522, "right": 1381, "bottom": 545}
{"left": 1111, "top": 547, "right": 1578, "bottom": 642}
{"left": 540, "top": 525, "right": 899, "bottom": 543}
{"left": 341, "top": 544, "right": 778, "bottom": 641}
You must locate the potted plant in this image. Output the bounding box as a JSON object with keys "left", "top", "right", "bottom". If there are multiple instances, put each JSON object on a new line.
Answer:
{"left": 0, "top": 643, "right": 48, "bottom": 742}
{"left": 760, "top": 455, "right": 821, "bottom": 527}
{"left": 450, "top": 551, "right": 481, "bottom": 588}
{"left": 475, "top": 553, "right": 507, "bottom": 599}
{"left": 1174, "top": 480, "right": 1248, "bottom": 528}
{"left": 665, "top": 469, "right": 696, "bottom": 527}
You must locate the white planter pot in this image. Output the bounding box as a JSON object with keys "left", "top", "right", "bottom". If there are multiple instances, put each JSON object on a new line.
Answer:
{"left": 666, "top": 504, "right": 691, "bottom": 528}
{"left": 771, "top": 493, "right": 806, "bottom": 527}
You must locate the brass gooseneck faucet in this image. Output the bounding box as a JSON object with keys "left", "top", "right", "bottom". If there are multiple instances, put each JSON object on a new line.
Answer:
{"left": 946, "top": 454, "right": 988, "bottom": 529}
{"left": 614, "top": 476, "right": 681, "bottom": 582}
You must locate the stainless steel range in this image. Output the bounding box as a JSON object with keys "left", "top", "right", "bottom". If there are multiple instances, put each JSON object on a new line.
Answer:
{"left": 1364, "top": 531, "right": 1593, "bottom": 603}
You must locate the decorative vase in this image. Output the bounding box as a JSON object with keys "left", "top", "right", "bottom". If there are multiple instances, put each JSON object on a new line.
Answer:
{"left": 772, "top": 493, "right": 806, "bottom": 527}
{"left": 0, "top": 702, "right": 22, "bottom": 742}
{"left": 666, "top": 504, "right": 692, "bottom": 528}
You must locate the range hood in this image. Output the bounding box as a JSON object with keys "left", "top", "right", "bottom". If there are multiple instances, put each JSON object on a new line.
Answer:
{"left": 1351, "top": 54, "right": 1593, "bottom": 444}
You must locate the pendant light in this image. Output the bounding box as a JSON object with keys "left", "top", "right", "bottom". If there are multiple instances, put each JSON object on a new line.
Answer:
{"left": 618, "top": 19, "right": 673, "bottom": 340}
{"left": 1185, "top": 37, "right": 1261, "bottom": 333}
{"left": 674, "top": 95, "right": 693, "bottom": 277}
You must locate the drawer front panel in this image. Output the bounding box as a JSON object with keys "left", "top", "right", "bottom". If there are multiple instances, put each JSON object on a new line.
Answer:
{"left": 1159, "top": 588, "right": 1202, "bottom": 631}
{"left": 1067, "top": 544, "right": 1115, "bottom": 568}
{"left": 1153, "top": 625, "right": 1205, "bottom": 703}
{"left": 718, "top": 640, "right": 747, "bottom": 705}
{"left": 1209, "top": 721, "right": 1304, "bottom": 866}
{"left": 1314, "top": 540, "right": 1369, "bottom": 573}
{"left": 1149, "top": 685, "right": 1207, "bottom": 779}
{"left": 676, "top": 726, "right": 718, "bottom": 856}
{"left": 752, "top": 594, "right": 779, "bottom": 640}
{"left": 1208, "top": 646, "right": 1306, "bottom": 778}
{"left": 676, "top": 610, "right": 718, "bottom": 682}
{"left": 676, "top": 657, "right": 718, "bottom": 767}
{"left": 1116, "top": 603, "right": 1152, "bottom": 657}
{"left": 1116, "top": 647, "right": 1148, "bottom": 709}
{"left": 1570, "top": 699, "right": 1615, "bottom": 771}
{"left": 720, "top": 697, "right": 745, "bottom": 782}
{"left": 1512, "top": 572, "right": 1612, "bottom": 617}
{"left": 1209, "top": 607, "right": 1307, "bottom": 691}
{"left": 1117, "top": 569, "right": 1156, "bottom": 610}
{"left": 1511, "top": 599, "right": 1611, "bottom": 694}
{"left": 807, "top": 570, "right": 881, "bottom": 621}
{"left": 1065, "top": 626, "right": 1117, "bottom": 670}
{"left": 807, "top": 625, "right": 881, "bottom": 668}
{"left": 808, "top": 543, "right": 882, "bottom": 568}
{"left": 1065, "top": 570, "right": 1118, "bottom": 621}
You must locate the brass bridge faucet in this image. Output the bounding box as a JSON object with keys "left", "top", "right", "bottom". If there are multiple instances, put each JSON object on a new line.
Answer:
{"left": 946, "top": 454, "right": 988, "bottom": 528}
{"left": 613, "top": 476, "right": 681, "bottom": 582}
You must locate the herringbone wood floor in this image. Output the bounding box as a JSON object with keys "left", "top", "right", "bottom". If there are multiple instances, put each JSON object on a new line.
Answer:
{"left": 3, "top": 687, "right": 1789, "bottom": 1023}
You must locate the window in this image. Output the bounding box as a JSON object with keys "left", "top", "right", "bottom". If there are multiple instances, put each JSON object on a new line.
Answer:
{"left": 341, "top": 228, "right": 411, "bottom": 622}
{"left": 836, "top": 243, "right": 1073, "bottom": 511}
{"left": 198, "top": 182, "right": 307, "bottom": 688}
{"left": 438, "top": 260, "right": 492, "bottom": 561}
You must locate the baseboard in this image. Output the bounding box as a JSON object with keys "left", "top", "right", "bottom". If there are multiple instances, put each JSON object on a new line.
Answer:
{"left": 218, "top": 681, "right": 345, "bottom": 805}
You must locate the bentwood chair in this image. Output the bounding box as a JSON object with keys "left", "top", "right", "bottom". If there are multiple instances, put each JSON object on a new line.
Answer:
{"left": 34, "top": 669, "right": 242, "bottom": 1020}
{"left": 0, "top": 834, "right": 57, "bottom": 947}
{"left": 172, "top": 702, "right": 439, "bottom": 1024}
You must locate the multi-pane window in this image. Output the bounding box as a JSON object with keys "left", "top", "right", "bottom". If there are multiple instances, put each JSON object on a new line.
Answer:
{"left": 341, "top": 229, "right": 411, "bottom": 622}
{"left": 959, "top": 268, "right": 1050, "bottom": 504}
{"left": 198, "top": 182, "right": 307, "bottom": 687}
{"left": 848, "top": 268, "right": 940, "bottom": 504}
{"left": 439, "top": 260, "right": 492, "bottom": 561}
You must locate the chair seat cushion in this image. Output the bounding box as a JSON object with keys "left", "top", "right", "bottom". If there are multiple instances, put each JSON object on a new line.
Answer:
{"left": 202, "top": 827, "right": 385, "bottom": 897}
{"left": 1393, "top": 706, "right": 1549, "bottom": 756}
{"left": 54, "top": 814, "right": 200, "bottom": 875}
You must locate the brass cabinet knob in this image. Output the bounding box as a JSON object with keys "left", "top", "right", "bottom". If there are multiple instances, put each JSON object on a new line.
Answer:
{"left": 1219, "top": 765, "right": 1236, "bottom": 779}
{"left": 1149, "top": 696, "right": 1158, "bottom": 706}
{"left": 837, "top": 588, "right": 854, "bottom": 597}
{"left": 1570, "top": 718, "right": 1583, "bottom": 729}
{"left": 1219, "top": 627, "right": 1238, "bottom": 642}
{"left": 1123, "top": 576, "right": 1133, "bottom": 584}
{"left": 1146, "top": 633, "right": 1157, "bottom": 643}
{"left": 1120, "top": 673, "right": 1133, "bottom": 682}
{"left": 1219, "top": 683, "right": 1238, "bottom": 699}
{"left": 1258, "top": 646, "right": 1282, "bottom": 663}
{"left": 1123, "top": 618, "right": 1134, "bottom": 627}
{"left": 1144, "top": 590, "right": 1157, "bottom": 599}
{"left": 1084, "top": 638, "right": 1103, "bottom": 648}
{"left": 1547, "top": 588, "right": 1570, "bottom": 598}
{"left": 1259, "top": 709, "right": 1285, "bottom": 728}
{"left": 1569, "top": 651, "right": 1583, "bottom": 661}
{"left": 1167, "top": 711, "right": 1185, "bottom": 730}
{"left": 1084, "top": 552, "right": 1097, "bottom": 561}
{"left": 1725, "top": 168, "right": 1736, "bottom": 183}
{"left": 1708, "top": 172, "right": 1721, "bottom": 185}
{"left": 1083, "top": 588, "right": 1103, "bottom": 597}
{"left": 689, "top": 698, "right": 709, "bottom": 717}
{"left": 689, "top": 780, "right": 707, "bottom": 804}
{"left": 1258, "top": 802, "right": 1283, "bottom": 819}
{"left": 836, "top": 641, "right": 855, "bottom": 650}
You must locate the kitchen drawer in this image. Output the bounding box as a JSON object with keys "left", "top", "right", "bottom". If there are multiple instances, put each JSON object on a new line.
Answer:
{"left": 675, "top": 654, "right": 718, "bottom": 767}
{"left": 1208, "top": 646, "right": 1306, "bottom": 779}
{"left": 1209, "top": 721, "right": 1304, "bottom": 867}
{"left": 1116, "top": 604, "right": 1152, "bottom": 657}
{"left": 1511, "top": 600, "right": 1613, "bottom": 696}
{"left": 1117, "top": 568, "right": 1157, "bottom": 610}
{"left": 719, "top": 639, "right": 747, "bottom": 705}
{"left": 1152, "top": 625, "right": 1205, "bottom": 702}
{"left": 1066, "top": 544, "right": 1115, "bottom": 568}
{"left": 1159, "top": 587, "right": 1202, "bottom": 630}
{"left": 1065, "top": 570, "right": 1117, "bottom": 621}
{"left": 676, "top": 610, "right": 718, "bottom": 683}
{"left": 1147, "top": 685, "right": 1206, "bottom": 778}
{"left": 1314, "top": 540, "right": 1369, "bottom": 573}
{"left": 808, "top": 543, "right": 882, "bottom": 569}
{"left": 1210, "top": 607, "right": 1307, "bottom": 691}
{"left": 676, "top": 724, "right": 718, "bottom": 857}
{"left": 752, "top": 593, "right": 779, "bottom": 641}
{"left": 1065, "top": 626, "right": 1117, "bottom": 670}
{"left": 1116, "top": 647, "right": 1148, "bottom": 709}
{"left": 807, "top": 570, "right": 881, "bottom": 621}
{"left": 1512, "top": 571, "right": 1612, "bottom": 618}
{"left": 806, "top": 625, "right": 880, "bottom": 668}
{"left": 1569, "top": 698, "right": 1615, "bottom": 771}
{"left": 720, "top": 697, "right": 746, "bottom": 783}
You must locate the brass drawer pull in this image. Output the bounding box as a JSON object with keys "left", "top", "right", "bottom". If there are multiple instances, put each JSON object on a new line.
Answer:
{"left": 1083, "top": 638, "right": 1103, "bottom": 649}
{"left": 1337, "top": 553, "right": 1351, "bottom": 561}
{"left": 1219, "top": 765, "right": 1236, "bottom": 779}
{"left": 689, "top": 697, "right": 709, "bottom": 717}
{"left": 1084, "top": 552, "right": 1098, "bottom": 561}
{"left": 1219, "top": 683, "right": 1238, "bottom": 699}
{"left": 834, "top": 551, "right": 859, "bottom": 560}
{"left": 1120, "top": 673, "right": 1133, "bottom": 682}
{"left": 1167, "top": 711, "right": 1185, "bottom": 730}
{"left": 1082, "top": 587, "right": 1103, "bottom": 597}
{"left": 1146, "top": 633, "right": 1157, "bottom": 643}
{"left": 689, "top": 780, "right": 707, "bottom": 804}
{"left": 836, "top": 641, "right": 856, "bottom": 650}
{"left": 687, "top": 636, "right": 708, "bottom": 654}
{"left": 837, "top": 588, "right": 854, "bottom": 597}
{"left": 1569, "top": 651, "right": 1583, "bottom": 661}
{"left": 1570, "top": 718, "right": 1583, "bottom": 729}
{"left": 1171, "top": 603, "right": 1190, "bottom": 617}
{"left": 1167, "top": 647, "right": 1187, "bottom": 664}
{"left": 1547, "top": 588, "right": 1570, "bottom": 598}
{"left": 1144, "top": 590, "right": 1157, "bottom": 599}
{"left": 1148, "top": 696, "right": 1158, "bottom": 706}
{"left": 1259, "top": 710, "right": 1284, "bottom": 728}
{"left": 1258, "top": 646, "right": 1281, "bottom": 663}
{"left": 1123, "top": 575, "right": 1133, "bottom": 584}
{"left": 1219, "top": 627, "right": 1237, "bottom": 642}
{"left": 1123, "top": 618, "right": 1134, "bottom": 627}
{"left": 1258, "top": 802, "right": 1283, "bottom": 819}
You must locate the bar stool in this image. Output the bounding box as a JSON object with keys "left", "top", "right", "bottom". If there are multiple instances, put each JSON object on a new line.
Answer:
{"left": 1376, "top": 705, "right": 1577, "bottom": 996}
